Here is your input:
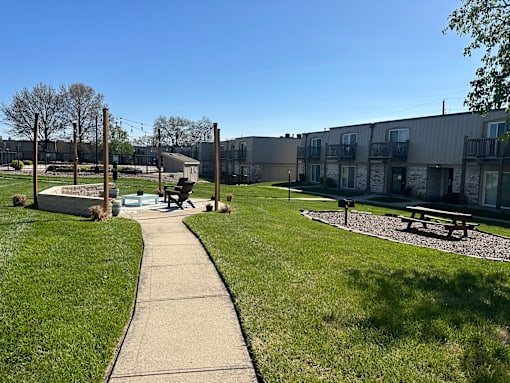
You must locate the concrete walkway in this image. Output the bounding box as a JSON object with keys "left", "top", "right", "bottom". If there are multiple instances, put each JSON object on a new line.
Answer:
{"left": 108, "top": 200, "right": 258, "bottom": 382}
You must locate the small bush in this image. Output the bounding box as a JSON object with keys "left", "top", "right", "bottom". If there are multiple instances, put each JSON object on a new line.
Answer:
{"left": 89, "top": 205, "right": 108, "bottom": 221}
{"left": 12, "top": 194, "right": 27, "bottom": 207}
{"left": 10, "top": 160, "right": 24, "bottom": 170}
{"left": 320, "top": 176, "right": 335, "bottom": 188}
{"left": 220, "top": 204, "right": 233, "bottom": 214}
{"left": 23, "top": 160, "right": 32, "bottom": 165}
{"left": 80, "top": 165, "right": 90, "bottom": 172}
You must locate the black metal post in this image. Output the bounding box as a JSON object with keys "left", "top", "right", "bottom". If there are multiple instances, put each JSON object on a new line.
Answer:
{"left": 288, "top": 170, "right": 291, "bottom": 201}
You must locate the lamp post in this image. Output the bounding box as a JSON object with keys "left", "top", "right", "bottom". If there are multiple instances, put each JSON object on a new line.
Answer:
{"left": 288, "top": 170, "right": 291, "bottom": 201}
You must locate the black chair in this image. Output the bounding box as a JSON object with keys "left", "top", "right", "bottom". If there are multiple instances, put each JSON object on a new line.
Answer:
{"left": 164, "top": 177, "right": 188, "bottom": 202}
{"left": 166, "top": 181, "right": 195, "bottom": 210}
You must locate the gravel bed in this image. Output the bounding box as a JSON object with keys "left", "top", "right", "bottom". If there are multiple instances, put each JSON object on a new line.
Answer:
{"left": 303, "top": 210, "right": 510, "bottom": 262}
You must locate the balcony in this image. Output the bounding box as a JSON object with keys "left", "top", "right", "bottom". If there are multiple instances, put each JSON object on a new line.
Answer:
{"left": 370, "top": 141, "right": 408, "bottom": 160}
{"left": 326, "top": 144, "right": 357, "bottom": 160}
{"left": 220, "top": 150, "right": 233, "bottom": 160}
{"left": 234, "top": 149, "right": 246, "bottom": 161}
{"left": 297, "top": 146, "right": 322, "bottom": 159}
{"left": 464, "top": 138, "right": 510, "bottom": 159}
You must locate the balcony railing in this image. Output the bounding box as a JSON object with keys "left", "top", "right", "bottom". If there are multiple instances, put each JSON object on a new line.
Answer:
{"left": 297, "top": 146, "right": 322, "bottom": 159}
{"left": 326, "top": 144, "right": 357, "bottom": 160}
{"left": 464, "top": 138, "right": 510, "bottom": 159}
{"left": 220, "top": 149, "right": 246, "bottom": 161}
{"left": 234, "top": 149, "right": 246, "bottom": 161}
{"left": 370, "top": 141, "right": 408, "bottom": 160}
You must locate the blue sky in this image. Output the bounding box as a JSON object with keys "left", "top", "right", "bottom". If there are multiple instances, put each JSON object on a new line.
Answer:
{"left": 0, "top": 0, "right": 478, "bottom": 140}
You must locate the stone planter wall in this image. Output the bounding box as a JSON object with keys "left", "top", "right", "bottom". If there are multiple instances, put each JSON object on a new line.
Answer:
{"left": 38, "top": 183, "right": 115, "bottom": 217}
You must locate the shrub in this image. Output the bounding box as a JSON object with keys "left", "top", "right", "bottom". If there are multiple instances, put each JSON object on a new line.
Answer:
{"left": 10, "top": 160, "right": 24, "bottom": 170}
{"left": 12, "top": 194, "right": 27, "bottom": 207}
{"left": 320, "top": 176, "right": 335, "bottom": 188}
{"left": 89, "top": 205, "right": 108, "bottom": 221}
{"left": 80, "top": 165, "right": 90, "bottom": 172}
{"left": 220, "top": 204, "right": 233, "bottom": 214}
{"left": 23, "top": 160, "right": 32, "bottom": 165}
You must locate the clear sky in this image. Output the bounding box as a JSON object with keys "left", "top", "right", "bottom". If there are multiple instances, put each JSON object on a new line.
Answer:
{"left": 0, "top": 0, "right": 478, "bottom": 140}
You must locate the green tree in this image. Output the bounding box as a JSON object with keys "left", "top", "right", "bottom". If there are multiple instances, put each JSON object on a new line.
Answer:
{"left": 109, "top": 124, "right": 134, "bottom": 162}
{"left": 445, "top": 0, "right": 510, "bottom": 115}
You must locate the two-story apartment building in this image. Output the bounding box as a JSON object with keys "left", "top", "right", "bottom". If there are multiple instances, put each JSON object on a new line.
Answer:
{"left": 298, "top": 110, "right": 509, "bottom": 209}
{"left": 219, "top": 135, "right": 300, "bottom": 183}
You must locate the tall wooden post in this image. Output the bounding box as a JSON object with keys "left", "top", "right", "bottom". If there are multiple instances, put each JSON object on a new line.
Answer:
{"left": 73, "top": 122, "right": 78, "bottom": 185}
{"left": 103, "top": 108, "right": 109, "bottom": 211}
{"left": 214, "top": 123, "right": 220, "bottom": 211}
{"left": 157, "top": 127, "right": 162, "bottom": 192}
{"left": 33, "top": 113, "right": 39, "bottom": 208}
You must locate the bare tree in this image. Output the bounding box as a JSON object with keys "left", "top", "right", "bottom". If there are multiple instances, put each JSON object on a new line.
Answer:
{"left": 0, "top": 83, "right": 66, "bottom": 146}
{"left": 188, "top": 116, "right": 213, "bottom": 144}
{"left": 62, "top": 83, "right": 104, "bottom": 142}
{"left": 154, "top": 115, "right": 191, "bottom": 146}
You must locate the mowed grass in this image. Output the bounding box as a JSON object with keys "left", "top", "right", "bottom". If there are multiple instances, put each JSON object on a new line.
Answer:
{"left": 0, "top": 174, "right": 143, "bottom": 382}
{"left": 185, "top": 185, "right": 510, "bottom": 382}
{"left": 2, "top": 174, "right": 510, "bottom": 381}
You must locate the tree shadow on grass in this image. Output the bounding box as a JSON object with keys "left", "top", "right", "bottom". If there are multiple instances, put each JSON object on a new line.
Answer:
{"left": 344, "top": 267, "right": 510, "bottom": 381}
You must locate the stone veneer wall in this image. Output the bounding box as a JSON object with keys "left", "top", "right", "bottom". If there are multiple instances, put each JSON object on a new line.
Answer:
{"left": 356, "top": 165, "right": 367, "bottom": 191}
{"left": 464, "top": 165, "right": 481, "bottom": 205}
{"left": 38, "top": 183, "right": 114, "bottom": 217}
{"left": 452, "top": 167, "right": 462, "bottom": 193}
{"left": 369, "top": 163, "right": 385, "bottom": 193}
{"left": 326, "top": 163, "right": 339, "bottom": 186}
{"left": 407, "top": 166, "right": 427, "bottom": 196}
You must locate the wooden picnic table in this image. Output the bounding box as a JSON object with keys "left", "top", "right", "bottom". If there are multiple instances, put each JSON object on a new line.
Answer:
{"left": 399, "top": 206, "right": 478, "bottom": 237}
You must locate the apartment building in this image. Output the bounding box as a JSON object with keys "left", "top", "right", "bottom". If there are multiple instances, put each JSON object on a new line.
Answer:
{"left": 297, "top": 110, "right": 509, "bottom": 209}
{"left": 218, "top": 135, "right": 300, "bottom": 183}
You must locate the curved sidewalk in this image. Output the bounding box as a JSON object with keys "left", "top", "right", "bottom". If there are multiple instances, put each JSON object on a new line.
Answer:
{"left": 108, "top": 201, "right": 257, "bottom": 382}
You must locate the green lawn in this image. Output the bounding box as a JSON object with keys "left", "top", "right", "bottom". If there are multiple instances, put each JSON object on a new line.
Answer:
{"left": 0, "top": 174, "right": 143, "bottom": 382}
{"left": 185, "top": 184, "right": 510, "bottom": 382}
{"left": 2, "top": 174, "right": 510, "bottom": 382}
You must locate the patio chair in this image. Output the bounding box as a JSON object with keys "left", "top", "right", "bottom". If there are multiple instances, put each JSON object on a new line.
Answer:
{"left": 164, "top": 177, "right": 188, "bottom": 202}
{"left": 166, "top": 181, "right": 195, "bottom": 210}
{"left": 174, "top": 177, "right": 188, "bottom": 190}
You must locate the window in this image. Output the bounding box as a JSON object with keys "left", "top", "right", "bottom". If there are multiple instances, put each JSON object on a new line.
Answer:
{"left": 483, "top": 171, "right": 510, "bottom": 208}
{"left": 310, "top": 138, "right": 322, "bottom": 157}
{"left": 389, "top": 128, "right": 409, "bottom": 142}
{"left": 342, "top": 133, "right": 357, "bottom": 145}
{"left": 487, "top": 121, "right": 508, "bottom": 138}
{"left": 341, "top": 166, "right": 356, "bottom": 189}
{"left": 240, "top": 165, "right": 248, "bottom": 176}
{"left": 311, "top": 164, "right": 321, "bottom": 183}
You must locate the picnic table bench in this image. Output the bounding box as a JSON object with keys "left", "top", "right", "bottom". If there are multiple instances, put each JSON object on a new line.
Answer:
{"left": 399, "top": 206, "right": 479, "bottom": 237}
